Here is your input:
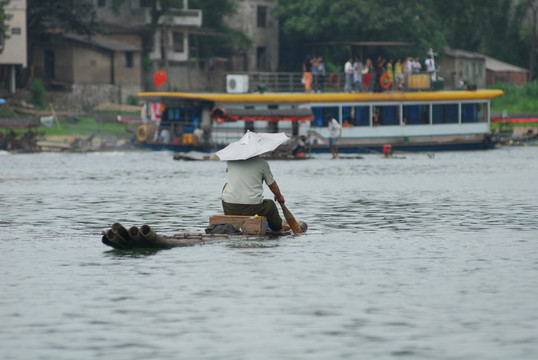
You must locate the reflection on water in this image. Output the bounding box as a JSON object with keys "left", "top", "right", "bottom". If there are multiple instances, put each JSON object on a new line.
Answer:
{"left": 1, "top": 147, "right": 538, "bottom": 359}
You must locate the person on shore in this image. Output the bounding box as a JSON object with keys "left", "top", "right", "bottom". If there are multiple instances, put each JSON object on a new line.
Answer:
{"left": 217, "top": 131, "right": 288, "bottom": 231}
{"left": 328, "top": 116, "right": 342, "bottom": 159}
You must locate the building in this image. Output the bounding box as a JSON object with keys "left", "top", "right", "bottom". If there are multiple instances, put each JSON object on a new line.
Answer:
{"left": 484, "top": 56, "right": 528, "bottom": 87}
{"left": 28, "top": 0, "right": 203, "bottom": 107}
{"left": 437, "top": 48, "right": 487, "bottom": 89}
{"left": 94, "top": 0, "right": 203, "bottom": 92}
{"left": 32, "top": 33, "right": 142, "bottom": 107}
{"left": 0, "top": 0, "right": 27, "bottom": 94}
{"left": 224, "top": 0, "right": 279, "bottom": 72}
{"left": 438, "top": 47, "right": 528, "bottom": 89}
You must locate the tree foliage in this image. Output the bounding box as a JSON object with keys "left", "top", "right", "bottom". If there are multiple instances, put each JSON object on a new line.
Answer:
{"left": 27, "top": 0, "right": 102, "bottom": 40}
{"left": 188, "top": 0, "right": 249, "bottom": 59}
{"left": 273, "top": 0, "right": 537, "bottom": 79}
{"left": 0, "top": 0, "right": 12, "bottom": 53}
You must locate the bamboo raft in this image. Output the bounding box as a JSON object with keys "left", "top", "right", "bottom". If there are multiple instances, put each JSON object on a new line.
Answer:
{"left": 101, "top": 215, "right": 307, "bottom": 250}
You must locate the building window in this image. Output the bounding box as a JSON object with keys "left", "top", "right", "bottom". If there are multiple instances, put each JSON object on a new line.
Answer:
{"left": 256, "top": 46, "right": 267, "bottom": 71}
{"left": 173, "top": 32, "right": 184, "bottom": 53}
{"left": 44, "top": 50, "right": 55, "bottom": 82}
{"left": 257, "top": 6, "right": 267, "bottom": 27}
{"left": 125, "top": 52, "right": 134, "bottom": 68}
{"left": 140, "top": 0, "right": 153, "bottom": 7}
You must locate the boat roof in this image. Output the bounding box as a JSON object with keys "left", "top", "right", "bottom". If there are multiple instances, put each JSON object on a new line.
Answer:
{"left": 138, "top": 90, "right": 504, "bottom": 105}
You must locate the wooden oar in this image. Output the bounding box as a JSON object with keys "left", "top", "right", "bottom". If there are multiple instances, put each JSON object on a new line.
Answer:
{"left": 279, "top": 202, "right": 303, "bottom": 234}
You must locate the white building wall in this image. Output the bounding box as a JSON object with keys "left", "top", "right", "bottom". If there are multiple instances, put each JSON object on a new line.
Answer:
{"left": 0, "top": 0, "right": 27, "bottom": 67}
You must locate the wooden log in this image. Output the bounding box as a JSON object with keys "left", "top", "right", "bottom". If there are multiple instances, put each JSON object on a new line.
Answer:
{"left": 139, "top": 224, "right": 170, "bottom": 247}
{"left": 209, "top": 215, "right": 267, "bottom": 235}
{"left": 105, "top": 229, "right": 131, "bottom": 249}
{"left": 128, "top": 226, "right": 153, "bottom": 247}
{"left": 111, "top": 222, "right": 137, "bottom": 247}
{"left": 101, "top": 233, "right": 118, "bottom": 249}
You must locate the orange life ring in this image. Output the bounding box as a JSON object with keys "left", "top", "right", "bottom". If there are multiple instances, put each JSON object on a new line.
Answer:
{"left": 136, "top": 124, "right": 153, "bottom": 142}
{"left": 380, "top": 73, "right": 392, "bottom": 90}
{"left": 329, "top": 73, "right": 340, "bottom": 89}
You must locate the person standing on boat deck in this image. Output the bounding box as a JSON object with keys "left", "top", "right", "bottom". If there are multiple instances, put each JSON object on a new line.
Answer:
{"left": 425, "top": 53, "right": 436, "bottom": 81}
{"left": 221, "top": 157, "right": 285, "bottom": 231}
{"left": 328, "top": 116, "right": 342, "bottom": 159}
{"left": 353, "top": 56, "right": 363, "bottom": 93}
{"left": 344, "top": 57, "right": 354, "bottom": 93}
{"left": 317, "top": 56, "right": 326, "bottom": 92}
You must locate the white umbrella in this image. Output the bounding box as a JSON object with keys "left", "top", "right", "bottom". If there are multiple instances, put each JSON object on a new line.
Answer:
{"left": 216, "top": 130, "right": 289, "bottom": 161}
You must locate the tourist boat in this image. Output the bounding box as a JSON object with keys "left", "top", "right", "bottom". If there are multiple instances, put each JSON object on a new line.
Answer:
{"left": 135, "top": 89, "right": 504, "bottom": 153}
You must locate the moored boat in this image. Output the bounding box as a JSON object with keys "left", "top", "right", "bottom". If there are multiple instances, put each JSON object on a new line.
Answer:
{"left": 135, "top": 89, "right": 504, "bottom": 153}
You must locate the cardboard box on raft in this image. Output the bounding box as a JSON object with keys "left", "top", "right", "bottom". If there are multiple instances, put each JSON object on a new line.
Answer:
{"left": 209, "top": 215, "right": 267, "bottom": 235}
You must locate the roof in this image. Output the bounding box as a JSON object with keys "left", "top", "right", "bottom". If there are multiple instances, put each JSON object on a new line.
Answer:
{"left": 445, "top": 47, "right": 528, "bottom": 73}
{"left": 310, "top": 41, "right": 414, "bottom": 47}
{"left": 63, "top": 33, "right": 141, "bottom": 52}
{"left": 444, "top": 47, "right": 485, "bottom": 60}
{"left": 138, "top": 90, "right": 505, "bottom": 104}
{"left": 485, "top": 56, "right": 528, "bottom": 73}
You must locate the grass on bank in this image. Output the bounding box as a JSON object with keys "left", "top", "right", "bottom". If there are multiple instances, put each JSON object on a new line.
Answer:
{"left": 0, "top": 105, "right": 139, "bottom": 140}
{"left": 42, "top": 116, "right": 139, "bottom": 138}
{"left": 490, "top": 80, "right": 538, "bottom": 114}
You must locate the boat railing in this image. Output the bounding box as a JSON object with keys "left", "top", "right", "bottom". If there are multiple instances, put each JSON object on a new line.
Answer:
{"left": 221, "top": 71, "right": 446, "bottom": 93}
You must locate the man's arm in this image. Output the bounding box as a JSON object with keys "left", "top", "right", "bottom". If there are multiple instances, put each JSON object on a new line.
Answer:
{"left": 268, "top": 181, "right": 285, "bottom": 204}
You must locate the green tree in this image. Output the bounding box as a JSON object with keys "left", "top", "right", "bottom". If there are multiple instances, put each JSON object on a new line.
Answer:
{"left": 0, "top": 0, "right": 12, "bottom": 55}
{"left": 189, "top": 0, "right": 249, "bottom": 60}
{"left": 273, "top": 0, "right": 446, "bottom": 71}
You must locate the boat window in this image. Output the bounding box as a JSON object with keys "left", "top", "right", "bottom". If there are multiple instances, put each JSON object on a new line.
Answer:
{"left": 163, "top": 107, "right": 201, "bottom": 133}
{"left": 462, "top": 103, "right": 487, "bottom": 123}
{"left": 245, "top": 121, "right": 254, "bottom": 132}
{"left": 432, "top": 104, "right": 458, "bottom": 124}
{"left": 402, "top": 105, "right": 429, "bottom": 125}
{"left": 343, "top": 106, "right": 370, "bottom": 126}
{"left": 267, "top": 121, "right": 278, "bottom": 133}
{"left": 292, "top": 121, "right": 299, "bottom": 136}
{"left": 373, "top": 105, "right": 399, "bottom": 126}
{"left": 311, "top": 106, "right": 339, "bottom": 127}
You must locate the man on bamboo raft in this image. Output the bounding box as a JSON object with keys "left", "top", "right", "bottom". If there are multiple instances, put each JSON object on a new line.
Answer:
{"left": 216, "top": 131, "right": 290, "bottom": 232}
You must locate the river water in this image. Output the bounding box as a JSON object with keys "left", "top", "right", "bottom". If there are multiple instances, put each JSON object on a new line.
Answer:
{"left": 1, "top": 146, "right": 537, "bottom": 360}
